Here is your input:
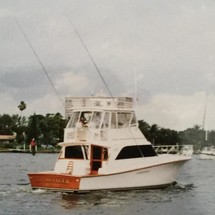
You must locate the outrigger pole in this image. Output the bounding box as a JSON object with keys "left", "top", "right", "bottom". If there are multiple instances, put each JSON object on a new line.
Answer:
{"left": 66, "top": 15, "right": 114, "bottom": 98}
{"left": 14, "top": 18, "right": 65, "bottom": 109}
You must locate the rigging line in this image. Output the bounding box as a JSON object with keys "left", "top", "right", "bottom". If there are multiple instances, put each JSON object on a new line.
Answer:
{"left": 14, "top": 18, "right": 64, "bottom": 109}
{"left": 66, "top": 15, "right": 114, "bottom": 98}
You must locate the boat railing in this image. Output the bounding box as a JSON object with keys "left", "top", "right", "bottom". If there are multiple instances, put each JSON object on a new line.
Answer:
{"left": 64, "top": 126, "right": 110, "bottom": 143}
{"left": 65, "top": 97, "right": 133, "bottom": 113}
{"left": 154, "top": 144, "right": 193, "bottom": 157}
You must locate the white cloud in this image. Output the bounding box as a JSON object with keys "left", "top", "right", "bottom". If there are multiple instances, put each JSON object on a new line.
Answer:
{"left": 0, "top": 8, "right": 15, "bottom": 18}
{"left": 56, "top": 72, "right": 89, "bottom": 95}
{"left": 1, "top": 0, "right": 215, "bottom": 131}
{"left": 0, "top": 92, "right": 20, "bottom": 115}
{"left": 28, "top": 94, "right": 64, "bottom": 116}
{"left": 136, "top": 91, "right": 214, "bottom": 131}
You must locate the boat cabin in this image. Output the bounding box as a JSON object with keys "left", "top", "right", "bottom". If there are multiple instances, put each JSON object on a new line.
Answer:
{"left": 54, "top": 97, "right": 157, "bottom": 176}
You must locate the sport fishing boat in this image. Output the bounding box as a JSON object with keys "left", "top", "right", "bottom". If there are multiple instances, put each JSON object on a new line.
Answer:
{"left": 199, "top": 146, "right": 215, "bottom": 160}
{"left": 28, "top": 96, "right": 193, "bottom": 192}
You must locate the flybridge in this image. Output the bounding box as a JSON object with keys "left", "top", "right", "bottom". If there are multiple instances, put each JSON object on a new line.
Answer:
{"left": 65, "top": 97, "right": 134, "bottom": 118}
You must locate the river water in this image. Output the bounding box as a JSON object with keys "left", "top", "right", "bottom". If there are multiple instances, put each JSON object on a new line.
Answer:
{"left": 0, "top": 153, "right": 214, "bottom": 215}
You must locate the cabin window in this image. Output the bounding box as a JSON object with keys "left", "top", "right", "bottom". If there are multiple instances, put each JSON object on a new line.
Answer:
{"left": 117, "top": 112, "right": 132, "bottom": 128}
{"left": 91, "top": 111, "right": 102, "bottom": 128}
{"left": 130, "top": 112, "right": 137, "bottom": 126}
{"left": 65, "top": 145, "right": 84, "bottom": 159}
{"left": 111, "top": 112, "right": 117, "bottom": 128}
{"left": 102, "top": 112, "right": 110, "bottom": 129}
{"left": 116, "top": 145, "right": 157, "bottom": 160}
{"left": 67, "top": 112, "right": 80, "bottom": 128}
{"left": 80, "top": 111, "right": 92, "bottom": 126}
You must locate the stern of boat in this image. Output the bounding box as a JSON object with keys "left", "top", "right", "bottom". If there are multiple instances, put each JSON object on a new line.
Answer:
{"left": 28, "top": 172, "right": 81, "bottom": 192}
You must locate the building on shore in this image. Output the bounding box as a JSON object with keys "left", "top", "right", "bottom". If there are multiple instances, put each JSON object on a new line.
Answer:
{"left": 0, "top": 134, "right": 16, "bottom": 144}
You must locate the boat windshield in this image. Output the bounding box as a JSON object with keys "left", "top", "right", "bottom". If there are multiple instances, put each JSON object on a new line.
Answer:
{"left": 80, "top": 111, "right": 92, "bottom": 126}
{"left": 101, "top": 112, "right": 110, "bottom": 129}
{"left": 130, "top": 112, "right": 137, "bottom": 126}
{"left": 91, "top": 111, "right": 103, "bottom": 129}
{"left": 117, "top": 112, "right": 132, "bottom": 128}
{"left": 67, "top": 111, "right": 92, "bottom": 128}
{"left": 67, "top": 111, "right": 80, "bottom": 128}
{"left": 111, "top": 111, "right": 137, "bottom": 128}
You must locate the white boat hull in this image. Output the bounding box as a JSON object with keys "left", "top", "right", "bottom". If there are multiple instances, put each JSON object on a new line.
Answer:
{"left": 80, "top": 160, "right": 186, "bottom": 191}
{"left": 28, "top": 159, "right": 187, "bottom": 192}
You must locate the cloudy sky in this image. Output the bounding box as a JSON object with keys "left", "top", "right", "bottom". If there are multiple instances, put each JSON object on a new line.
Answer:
{"left": 1, "top": 0, "right": 215, "bottom": 131}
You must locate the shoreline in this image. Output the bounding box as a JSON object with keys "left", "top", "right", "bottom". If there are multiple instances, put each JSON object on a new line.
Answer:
{"left": 0, "top": 149, "right": 60, "bottom": 153}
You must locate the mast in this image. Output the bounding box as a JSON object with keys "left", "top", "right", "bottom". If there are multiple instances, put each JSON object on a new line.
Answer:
{"left": 202, "top": 92, "right": 208, "bottom": 131}
{"left": 202, "top": 92, "right": 208, "bottom": 142}
{"left": 134, "top": 70, "right": 137, "bottom": 110}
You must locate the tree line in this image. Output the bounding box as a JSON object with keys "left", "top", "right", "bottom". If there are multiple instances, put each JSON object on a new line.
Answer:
{"left": 0, "top": 113, "right": 67, "bottom": 148}
{"left": 138, "top": 120, "right": 215, "bottom": 151}
{"left": 1, "top": 113, "right": 215, "bottom": 151}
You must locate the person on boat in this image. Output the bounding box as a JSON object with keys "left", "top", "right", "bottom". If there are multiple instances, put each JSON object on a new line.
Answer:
{"left": 30, "top": 138, "right": 36, "bottom": 155}
{"left": 80, "top": 112, "right": 88, "bottom": 126}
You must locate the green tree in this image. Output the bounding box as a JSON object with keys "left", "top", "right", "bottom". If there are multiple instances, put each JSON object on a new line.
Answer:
{"left": 138, "top": 120, "right": 181, "bottom": 146}
{"left": 25, "top": 113, "right": 67, "bottom": 148}
{"left": 138, "top": 120, "right": 151, "bottom": 140}
{"left": 26, "top": 113, "right": 41, "bottom": 144}
{"left": 39, "top": 113, "right": 66, "bottom": 147}
{"left": 149, "top": 124, "right": 160, "bottom": 145}
{"left": 157, "top": 128, "right": 181, "bottom": 145}
{"left": 17, "top": 101, "right": 27, "bottom": 128}
{"left": 207, "top": 130, "right": 215, "bottom": 147}
{"left": 0, "top": 114, "right": 14, "bottom": 135}
{"left": 180, "top": 125, "right": 204, "bottom": 151}
{"left": 9, "top": 114, "right": 27, "bottom": 145}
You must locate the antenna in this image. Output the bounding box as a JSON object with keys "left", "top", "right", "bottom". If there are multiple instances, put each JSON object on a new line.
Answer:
{"left": 14, "top": 18, "right": 64, "bottom": 109}
{"left": 134, "top": 69, "right": 137, "bottom": 109}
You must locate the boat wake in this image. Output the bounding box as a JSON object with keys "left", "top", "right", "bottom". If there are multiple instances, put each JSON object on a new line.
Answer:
{"left": 173, "top": 182, "right": 195, "bottom": 191}
{"left": 60, "top": 183, "right": 195, "bottom": 209}
{"left": 32, "top": 188, "right": 48, "bottom": 194}
{"left": 0, "top": 183, "right": 33, "bottom": 198}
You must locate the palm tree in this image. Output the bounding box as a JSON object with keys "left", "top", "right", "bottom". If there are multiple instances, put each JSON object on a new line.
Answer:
{"left": 150, "top": 124, "right": 159, "bottom": 145}
{"left": 18, "top": 101, "right": 27, "bottom": 112}
{"left": 18, "top": 101, "right": 27, "bottom": 126}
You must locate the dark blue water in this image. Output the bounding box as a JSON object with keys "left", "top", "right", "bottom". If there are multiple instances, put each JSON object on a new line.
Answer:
{"left": 0, "top": 153, "right": 214, "bottom": 215}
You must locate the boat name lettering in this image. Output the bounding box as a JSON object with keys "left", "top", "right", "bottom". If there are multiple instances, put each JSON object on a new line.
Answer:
{"left": 44, "top": 177, "right": 69, "bottom": 184}
{"left": 136, "top": 170, "right": 150, "bottom": 174}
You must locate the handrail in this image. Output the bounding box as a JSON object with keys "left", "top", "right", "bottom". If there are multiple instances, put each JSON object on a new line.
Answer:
{"left": 153, "top": 144, "right": 193, "bottom": 157}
